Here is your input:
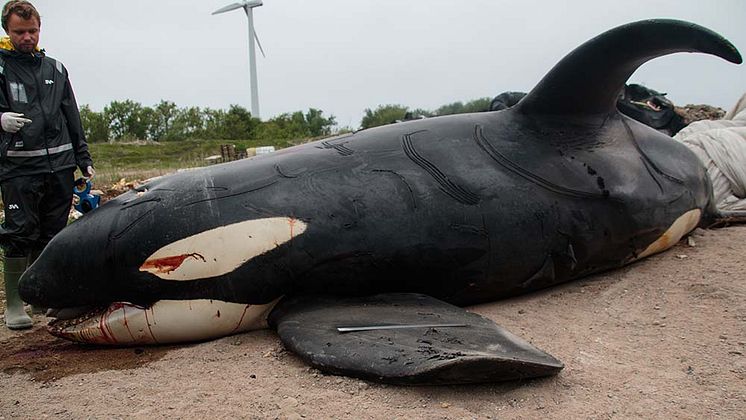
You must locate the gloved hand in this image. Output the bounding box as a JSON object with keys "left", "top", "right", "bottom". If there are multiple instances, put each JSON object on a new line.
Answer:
{"left": 85, "top": 166, "right": 95, "bottom": 179}
{"left": 1, "top": 112, "right": 32, "bottom": 133}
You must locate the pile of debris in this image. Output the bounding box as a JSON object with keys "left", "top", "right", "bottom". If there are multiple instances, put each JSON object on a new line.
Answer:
{"left": 675, "top": 104, "right": 727, "bottom": 126}
{"left": 674, "top": 92, "right": 746, "bottom": 212}
{"left": 99, "top": 178, "right": 142, "bottom": 202}
{"left": 489, "top": 85, "right": 729, "bottom": 137}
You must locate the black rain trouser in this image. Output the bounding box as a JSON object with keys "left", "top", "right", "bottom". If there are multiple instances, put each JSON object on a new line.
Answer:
{"left": 0, "top": 170, "right": 74, "bottom": 257}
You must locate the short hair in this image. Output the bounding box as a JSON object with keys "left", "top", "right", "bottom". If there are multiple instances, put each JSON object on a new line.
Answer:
{"left": 2, "top": 1, "right": 40, "bottom": 31}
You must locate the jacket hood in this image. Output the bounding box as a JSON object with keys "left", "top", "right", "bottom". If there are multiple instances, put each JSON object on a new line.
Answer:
{"left": 0, "top": 36, "right": 42, "bottom": 53}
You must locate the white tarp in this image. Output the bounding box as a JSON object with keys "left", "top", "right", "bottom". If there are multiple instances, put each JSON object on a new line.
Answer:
{"left": 674, "top": 93, "right": 746, "bottom": 211}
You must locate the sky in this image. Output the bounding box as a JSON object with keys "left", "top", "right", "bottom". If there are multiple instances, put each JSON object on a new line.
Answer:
{"left": 29, "top": 0, "right": 746, "bottom": 129}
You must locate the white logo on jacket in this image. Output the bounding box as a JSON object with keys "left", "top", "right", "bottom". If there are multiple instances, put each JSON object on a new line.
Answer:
{"left": 45, "top": 79, "right": 54, "bottom": 85}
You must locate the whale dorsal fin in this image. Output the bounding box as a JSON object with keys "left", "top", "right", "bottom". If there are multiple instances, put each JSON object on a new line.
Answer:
{"left": 516, "top": 19, "right": 742, "bottom": 117}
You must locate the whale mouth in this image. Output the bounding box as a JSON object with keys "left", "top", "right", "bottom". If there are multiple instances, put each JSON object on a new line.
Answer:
{"left": 45, "top": 299, "right": 280, "bottom": 346}
{"left": 47, "top": 306, "right": 103, "bottom": 321}
{"left": 46, "top": 303, "right": 141, "bottom": 344}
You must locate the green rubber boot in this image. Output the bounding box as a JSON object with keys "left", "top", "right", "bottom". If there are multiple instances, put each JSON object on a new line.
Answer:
{"left": 3, "top": 256, "right": 33, "bottom": 330}
{"left": 27, "top": 249, "right": 46, "bottom": 315}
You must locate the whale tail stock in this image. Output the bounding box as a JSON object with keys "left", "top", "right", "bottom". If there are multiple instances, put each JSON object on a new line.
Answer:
{"left": 516, "top": 19, "right": 742, "bottom": 118}
{"left": 708, "top": 210, "right": 746, "bottom": 228}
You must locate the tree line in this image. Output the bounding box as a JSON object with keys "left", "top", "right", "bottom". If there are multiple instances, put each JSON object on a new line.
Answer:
{"left": 79, "top": 100, "right": 337, "bottom": 143}
{"left": 360, "top": 97, "right": 492, "bottom": 129}
{"left": 78, "top": 96, "right": 493, "bottom": 143}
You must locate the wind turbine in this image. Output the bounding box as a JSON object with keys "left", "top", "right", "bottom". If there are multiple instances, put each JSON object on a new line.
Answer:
{"left": 212, "top": 0, "right": 267, "bottom": 119}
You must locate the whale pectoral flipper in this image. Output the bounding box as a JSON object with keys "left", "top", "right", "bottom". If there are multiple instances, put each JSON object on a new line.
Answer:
{"left": 268, "top": 293, "right": 563, "bottom": 385}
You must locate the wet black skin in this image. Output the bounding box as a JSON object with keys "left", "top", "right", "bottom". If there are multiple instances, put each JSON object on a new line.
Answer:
{"left": 19, "top": 19, "right": 741, "bottom": 310}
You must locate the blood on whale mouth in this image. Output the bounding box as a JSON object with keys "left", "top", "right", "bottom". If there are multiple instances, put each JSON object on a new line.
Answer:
{"left": 46, "top": 302, "right": 155, "bottom": 345}
{"left": 46, "top": 305, "right": 113, "bottom": 334}
{"left": 46, "top": 304, "right": 140, "bottom": 329}
{"left": 45, "top": 299, "right": 282, "bottom": 345}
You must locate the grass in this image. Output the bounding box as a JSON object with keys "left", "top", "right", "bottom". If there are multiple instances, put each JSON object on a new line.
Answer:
{"left": 90, "top": 138, "right": 298, "bottom": 185}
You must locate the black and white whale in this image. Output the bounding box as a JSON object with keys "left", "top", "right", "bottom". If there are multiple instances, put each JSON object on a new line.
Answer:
{"left": 19, "top": 19, "right": 743, "bottom": 384}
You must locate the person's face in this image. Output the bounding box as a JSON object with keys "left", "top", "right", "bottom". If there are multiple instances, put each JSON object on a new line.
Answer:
{"left": 6, "top": 13, "right": 39, "bottom": 53}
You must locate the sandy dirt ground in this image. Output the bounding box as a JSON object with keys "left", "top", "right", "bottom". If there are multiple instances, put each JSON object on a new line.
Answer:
{"left": 0, "top": 226, "right": 744, "bottom": 419}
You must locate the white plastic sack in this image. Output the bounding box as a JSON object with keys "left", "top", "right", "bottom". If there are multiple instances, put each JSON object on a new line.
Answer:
{"left": 673, "top": 94, "right": 746, "bottom": 211}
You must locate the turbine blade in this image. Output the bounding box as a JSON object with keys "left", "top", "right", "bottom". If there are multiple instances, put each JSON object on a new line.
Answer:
{"left": 212, "top": 2, "right": 245, "bottom": 15}
{"left": 254, "top": 29, "right": 266, "bottom": 58}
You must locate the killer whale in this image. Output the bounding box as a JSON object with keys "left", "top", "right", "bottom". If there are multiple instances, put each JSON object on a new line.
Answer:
{"left": 19, "top": 19, "right": 742, "bottom": 384}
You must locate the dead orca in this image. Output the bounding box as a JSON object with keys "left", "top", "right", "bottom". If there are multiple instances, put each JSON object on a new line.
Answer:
{"left": 19, "top": 19, "right": 742, "bottom": 384}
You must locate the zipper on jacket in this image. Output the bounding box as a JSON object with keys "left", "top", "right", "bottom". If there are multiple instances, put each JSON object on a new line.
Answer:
{"left": 32, "top": 56, "right": 52, "bottom": 173}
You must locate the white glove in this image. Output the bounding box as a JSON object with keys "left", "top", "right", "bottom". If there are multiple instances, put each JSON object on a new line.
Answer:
{"left": 85, "top": 166, "right": 95, "bottom": 179}
{"left": 1, "top": 112, "right": 32, "bottom": 133}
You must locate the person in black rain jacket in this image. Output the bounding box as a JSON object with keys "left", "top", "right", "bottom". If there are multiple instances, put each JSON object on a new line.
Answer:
{"left": 0, "top": 1, "right": 94, "bottom": 329}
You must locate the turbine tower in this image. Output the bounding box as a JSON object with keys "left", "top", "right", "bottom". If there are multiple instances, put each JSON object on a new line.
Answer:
{"left": 212, "top": 0, "right": 267, "bottom": 119}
